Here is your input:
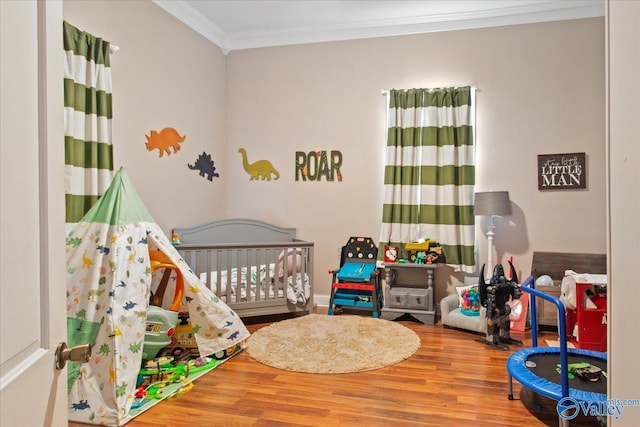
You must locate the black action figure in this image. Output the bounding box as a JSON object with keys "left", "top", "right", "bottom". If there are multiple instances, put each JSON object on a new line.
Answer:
{"left": 477, "top": 261, "right": 524, "bottom": 351}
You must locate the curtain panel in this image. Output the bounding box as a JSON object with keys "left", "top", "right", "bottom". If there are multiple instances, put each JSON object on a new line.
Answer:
{"left": 63, "top": 21, "right": 114, "bottom": 227}
{"left": 379, "top": 87, "right": 475, "bottom": 272}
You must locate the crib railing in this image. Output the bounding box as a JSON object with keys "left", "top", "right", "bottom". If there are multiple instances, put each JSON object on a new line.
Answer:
{"left": 175, "top": 241, "right": 314, "bottom": 317}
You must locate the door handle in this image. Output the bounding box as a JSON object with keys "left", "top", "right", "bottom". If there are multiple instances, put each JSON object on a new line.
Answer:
{"left": 54, "top": 342, "right": 91, "bottom": 370}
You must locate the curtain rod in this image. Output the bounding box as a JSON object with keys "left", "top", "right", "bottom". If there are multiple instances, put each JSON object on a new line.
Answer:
{"left": 110, "top": 44, "right": 120, "bottom": 54}
{"left": 381, "top": 86, "right": 477, "bottom": 96}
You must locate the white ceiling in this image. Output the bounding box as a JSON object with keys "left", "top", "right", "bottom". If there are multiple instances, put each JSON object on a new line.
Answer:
{"left": 152, "top": 0, "right": 604, "bottom": 53}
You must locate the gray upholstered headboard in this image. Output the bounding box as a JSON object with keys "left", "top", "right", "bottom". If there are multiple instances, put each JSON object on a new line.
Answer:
{"left": 173, "top": 218, "right": 298, "bottom": 244}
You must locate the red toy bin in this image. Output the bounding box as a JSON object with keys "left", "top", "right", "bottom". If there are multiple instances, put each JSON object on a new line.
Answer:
{"left": 567, "top": 281, "right": 607, "bottom": 352}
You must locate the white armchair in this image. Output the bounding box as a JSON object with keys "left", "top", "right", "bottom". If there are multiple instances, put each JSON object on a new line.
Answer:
{"left": 440, "top": 293, "right": 487, "bottom": 334}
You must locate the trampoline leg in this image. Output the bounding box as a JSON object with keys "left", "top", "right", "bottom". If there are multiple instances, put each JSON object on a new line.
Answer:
{"left": 559, "top": 416, "right": 569, "bottom": 427}
{"left": 507, "top": 374, "right": 514, "bottom": 400}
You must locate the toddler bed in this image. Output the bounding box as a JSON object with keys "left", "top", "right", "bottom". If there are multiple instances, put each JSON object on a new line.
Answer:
{"left": 172, "top": 218, "right": 314, "bottom": 318}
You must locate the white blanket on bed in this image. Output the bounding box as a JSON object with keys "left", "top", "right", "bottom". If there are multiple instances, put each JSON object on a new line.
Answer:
{"left": 199, "top": 265, "right": 310, "bottom": 305}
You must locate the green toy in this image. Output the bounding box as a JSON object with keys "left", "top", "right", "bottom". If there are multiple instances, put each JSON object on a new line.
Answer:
{"left": 556, "top": 362, "right": 604, "bottom": 381}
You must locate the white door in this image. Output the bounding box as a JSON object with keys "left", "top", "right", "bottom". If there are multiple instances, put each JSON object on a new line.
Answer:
{"left": 0, "top": 2, "right": 68, "bottom": 426}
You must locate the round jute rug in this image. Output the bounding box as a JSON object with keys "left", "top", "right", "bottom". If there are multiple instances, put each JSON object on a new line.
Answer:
{"left": 246, "top": 314, "right": 420, "bottom": 374}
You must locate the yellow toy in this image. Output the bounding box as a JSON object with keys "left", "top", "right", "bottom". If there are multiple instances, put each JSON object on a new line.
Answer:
{"left": 404, "top": 239, "right": 446, "bottom": 264}
{"left": 404, "top": 239, "right": 432, "bottom": 252}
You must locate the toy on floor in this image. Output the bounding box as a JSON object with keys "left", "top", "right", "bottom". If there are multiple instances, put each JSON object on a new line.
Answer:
{"left": 163, "top": 311, "right": 199, "bottom": 359}
{"left": 328, "top": 237, "right": 382, "bottom": 317}
{"left": 142, "top": 250, "right": 186, "bottom": 360}
{"left": 133, "top": 376, "right": 194, "bottom": 408}
{"left": 134, "top": 354, "right": 218, "bottom": 409}
{"left": 161, "top": 311, "right": 244, "bottom": 361}
{"left": 476, "top": 261, "right": 524, "bottom": 351}
{"left": 507, "top": 276, "right": 607, "bottom": 426}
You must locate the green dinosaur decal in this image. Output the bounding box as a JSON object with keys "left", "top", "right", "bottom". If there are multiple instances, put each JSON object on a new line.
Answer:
{"left": 66, "top": 237, "right": 82, "bottom": 247}
{"left": 115, "top": 383, "right": 127, "bottom": 398}
{"left": 75, "top": 309, "right": 87, "bottom": 320}
{"left": 98, "top": 343, "right": 110, "bottom": 356}
{"left": 238, "top": 148, "right": 280, "bottom": 181}
{"left": 129, "top": 340, "right": 142, "bottom": 353}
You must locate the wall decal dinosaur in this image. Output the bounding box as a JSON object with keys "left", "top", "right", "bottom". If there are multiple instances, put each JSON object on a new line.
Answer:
{"left": 238, "top": 148, "right": 280, "bottom": 181}
{"left": 145, "top": 128, "right": 186, "bottom": 157}
{"left": 188, "top": 152, "right": 220, "bottom": 181}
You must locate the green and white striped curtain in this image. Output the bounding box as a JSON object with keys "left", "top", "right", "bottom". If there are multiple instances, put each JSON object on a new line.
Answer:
{"left": 63, "top": 21, "right": 114, "bottom": 228}
{"left": 379, "top": 87, "right": 476, "bottom": 272}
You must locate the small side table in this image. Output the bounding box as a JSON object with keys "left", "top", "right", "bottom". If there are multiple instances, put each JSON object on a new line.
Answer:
{"left": 380, "top": 262, "right": 438, "bottom": 325}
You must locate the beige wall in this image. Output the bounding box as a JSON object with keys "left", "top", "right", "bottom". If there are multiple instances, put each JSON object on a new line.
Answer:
{"left": 64, "top": 0, "right": 228, "bottom": 232}
{"left": 225, "top": 18, "right": 606, "bottom": 300}
{"left": 63, "top": 1, "right": 605, "bottom": 303}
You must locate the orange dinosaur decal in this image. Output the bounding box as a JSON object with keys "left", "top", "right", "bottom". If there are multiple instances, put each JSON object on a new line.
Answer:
{"left": 145, "top": 127, "right": 186, "bottom": 157}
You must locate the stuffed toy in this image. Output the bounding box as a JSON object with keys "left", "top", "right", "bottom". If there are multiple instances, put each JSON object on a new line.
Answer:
{"left": 460, "top": 286, "right": 481, "bottom": 316}
{"left": 278, "top": 249, "right": 303, "bottom": 279}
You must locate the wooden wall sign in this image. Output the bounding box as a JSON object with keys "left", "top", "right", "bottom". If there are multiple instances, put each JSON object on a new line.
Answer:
{"left": 538, "top": 152, "right": 586, "bottom": 190}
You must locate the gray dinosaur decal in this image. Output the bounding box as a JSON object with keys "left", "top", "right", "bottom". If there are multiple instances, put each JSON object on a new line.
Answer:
{"left": 188, "top": 152, "right": 220, "bottom": 181}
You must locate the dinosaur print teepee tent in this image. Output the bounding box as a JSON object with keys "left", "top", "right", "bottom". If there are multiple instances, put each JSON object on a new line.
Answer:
{"left": 65, "top": 168, "right": 250, "bottom": 426}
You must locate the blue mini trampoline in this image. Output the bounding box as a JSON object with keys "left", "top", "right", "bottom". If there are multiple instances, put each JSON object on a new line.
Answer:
{"left": 507, "top": 277, "right": 607, "bottom": 426}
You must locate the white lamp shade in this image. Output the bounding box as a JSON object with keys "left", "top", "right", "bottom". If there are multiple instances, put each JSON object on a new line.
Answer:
{"left": 474, "top": 191, "right": 512, "bottom": 216}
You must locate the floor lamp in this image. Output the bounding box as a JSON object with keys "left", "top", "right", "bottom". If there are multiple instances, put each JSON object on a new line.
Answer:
{"left": 475, "top": 191, "right": 512, "bottom": 276}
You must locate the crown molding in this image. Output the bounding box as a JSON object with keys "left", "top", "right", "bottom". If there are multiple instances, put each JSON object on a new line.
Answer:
{"left": 153, "top": 0, "right": 604, "bottom": 54}
{"left": 152, "top": 0, "right": 230, "bottom": 53}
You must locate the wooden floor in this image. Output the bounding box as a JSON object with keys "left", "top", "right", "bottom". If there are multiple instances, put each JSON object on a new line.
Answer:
{"left": 69, "top": 310, "right": 603, "bottom": 427}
